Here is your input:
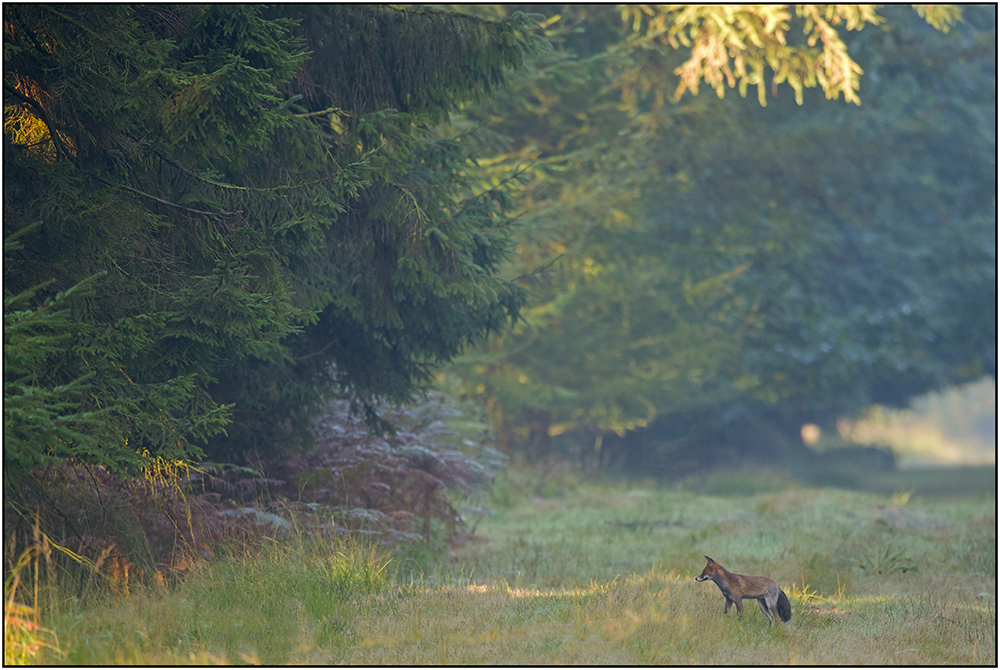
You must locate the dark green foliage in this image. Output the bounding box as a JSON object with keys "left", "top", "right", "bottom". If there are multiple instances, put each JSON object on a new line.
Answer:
{"left": 4, "top": 4, "right": 542, "bottom": 480}
{"left": 4, "top": 5, "right": 310, "bottom": 479}
{"left": 271, "top": 5, "right": 543, "bottom": 122}
{"left": 200, "top": 6, "right": 544, "bottom": 456}
{"left": 4, "top": 267, "right": 103, "bottom": 471}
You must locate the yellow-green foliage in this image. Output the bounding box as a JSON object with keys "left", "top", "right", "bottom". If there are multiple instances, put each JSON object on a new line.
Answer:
{"left": 32, "top": 467, "right": 995, "bottom": 665}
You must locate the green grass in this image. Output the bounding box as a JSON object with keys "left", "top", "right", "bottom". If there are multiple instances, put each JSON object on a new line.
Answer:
{"left": 32, "top": 535, "right": 399, "bottom": 665}
{"left": 28, "top": 465, "right": 996, "bottom": 665}
{"left": 798, "top": 463, "right": 997, "bottom": 499}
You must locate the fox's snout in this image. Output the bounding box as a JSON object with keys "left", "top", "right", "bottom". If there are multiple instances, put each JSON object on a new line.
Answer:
{"left": 696, "top": 555, "right": 716, "bottom": 582}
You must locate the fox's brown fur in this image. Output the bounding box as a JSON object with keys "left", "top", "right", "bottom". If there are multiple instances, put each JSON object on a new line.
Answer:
{"left": 695, "top": 556, "right": 791, "bottom": 625}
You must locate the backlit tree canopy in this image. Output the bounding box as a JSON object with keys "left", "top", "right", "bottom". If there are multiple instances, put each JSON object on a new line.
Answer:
{"left": 445, "top": 4, "right": 994, "bottom": 464}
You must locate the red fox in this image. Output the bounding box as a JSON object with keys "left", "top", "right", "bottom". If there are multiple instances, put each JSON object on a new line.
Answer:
{"left": 695, "top": 556, "right": 791, "bottom": 625}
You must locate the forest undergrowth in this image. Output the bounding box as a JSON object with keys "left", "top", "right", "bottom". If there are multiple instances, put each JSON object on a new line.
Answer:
{"left": 8, "top": 459, "right": 994, "bottom": 665}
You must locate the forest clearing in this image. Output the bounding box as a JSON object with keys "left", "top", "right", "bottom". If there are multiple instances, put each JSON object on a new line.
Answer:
{"left": 14, "top": 464, "right": 995, "bottom": 665}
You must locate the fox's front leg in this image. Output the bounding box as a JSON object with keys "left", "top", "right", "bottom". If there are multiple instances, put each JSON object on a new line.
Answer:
{"left": 724, "top": 599, "right": 734, "bottom": 614}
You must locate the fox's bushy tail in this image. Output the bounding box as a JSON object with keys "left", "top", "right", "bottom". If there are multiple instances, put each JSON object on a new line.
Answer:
{"left": 777, "top": 590, "right": 792, "bottom": 622}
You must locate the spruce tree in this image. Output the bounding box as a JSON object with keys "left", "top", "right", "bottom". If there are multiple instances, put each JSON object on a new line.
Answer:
{"left": 3, "top": 4, "right": 542, "bottom": 479}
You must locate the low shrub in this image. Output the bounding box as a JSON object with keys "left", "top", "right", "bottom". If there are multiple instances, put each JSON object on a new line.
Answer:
{"left": 3, "top": 392, "right": 502, "bottom": 603}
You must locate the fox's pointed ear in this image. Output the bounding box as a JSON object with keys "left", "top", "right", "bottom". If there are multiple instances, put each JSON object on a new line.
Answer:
{"left": 704, "top": 556, "right": 714, "bottom": 563}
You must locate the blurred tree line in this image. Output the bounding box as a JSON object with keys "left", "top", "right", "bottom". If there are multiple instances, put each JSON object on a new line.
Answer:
{"left": 4, "top": 4, "right": 994, "bottom": 498}
{"left": 445, "top": 4, "right": 995, "bottom": 472}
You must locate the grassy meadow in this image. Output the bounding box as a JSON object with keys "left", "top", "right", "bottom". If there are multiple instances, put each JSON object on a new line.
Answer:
{"left": 17, "top": 464, "right": 997, "bottom": 665}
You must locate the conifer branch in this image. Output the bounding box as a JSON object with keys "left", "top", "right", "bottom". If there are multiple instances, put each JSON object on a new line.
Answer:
{"left": 293, "top": 106, "right": 346, "bottom": 119}
{"left": 153, "top": 148, "right": 379, "bottom": 193}
{"left": 387, "top": 180, "right": 431, "bottom": 224}
{"left": 294, "top": 339, "right": 339, "bottom": 362}
{"left": 39, "top": 5, "right": 102, "bottom": 37}
{"left": 386, "top": 5, "right": 504, "bottom": 25}
{"left": 512, "top": 253, "right": 564, "bottom": 282}
{"left": 95, "top": 176, "right": 243, "bottom": 220}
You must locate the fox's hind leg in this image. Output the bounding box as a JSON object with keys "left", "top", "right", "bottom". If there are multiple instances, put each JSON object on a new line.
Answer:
{"left": 757, "top": 597, "right": 775, "bottom": 625}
